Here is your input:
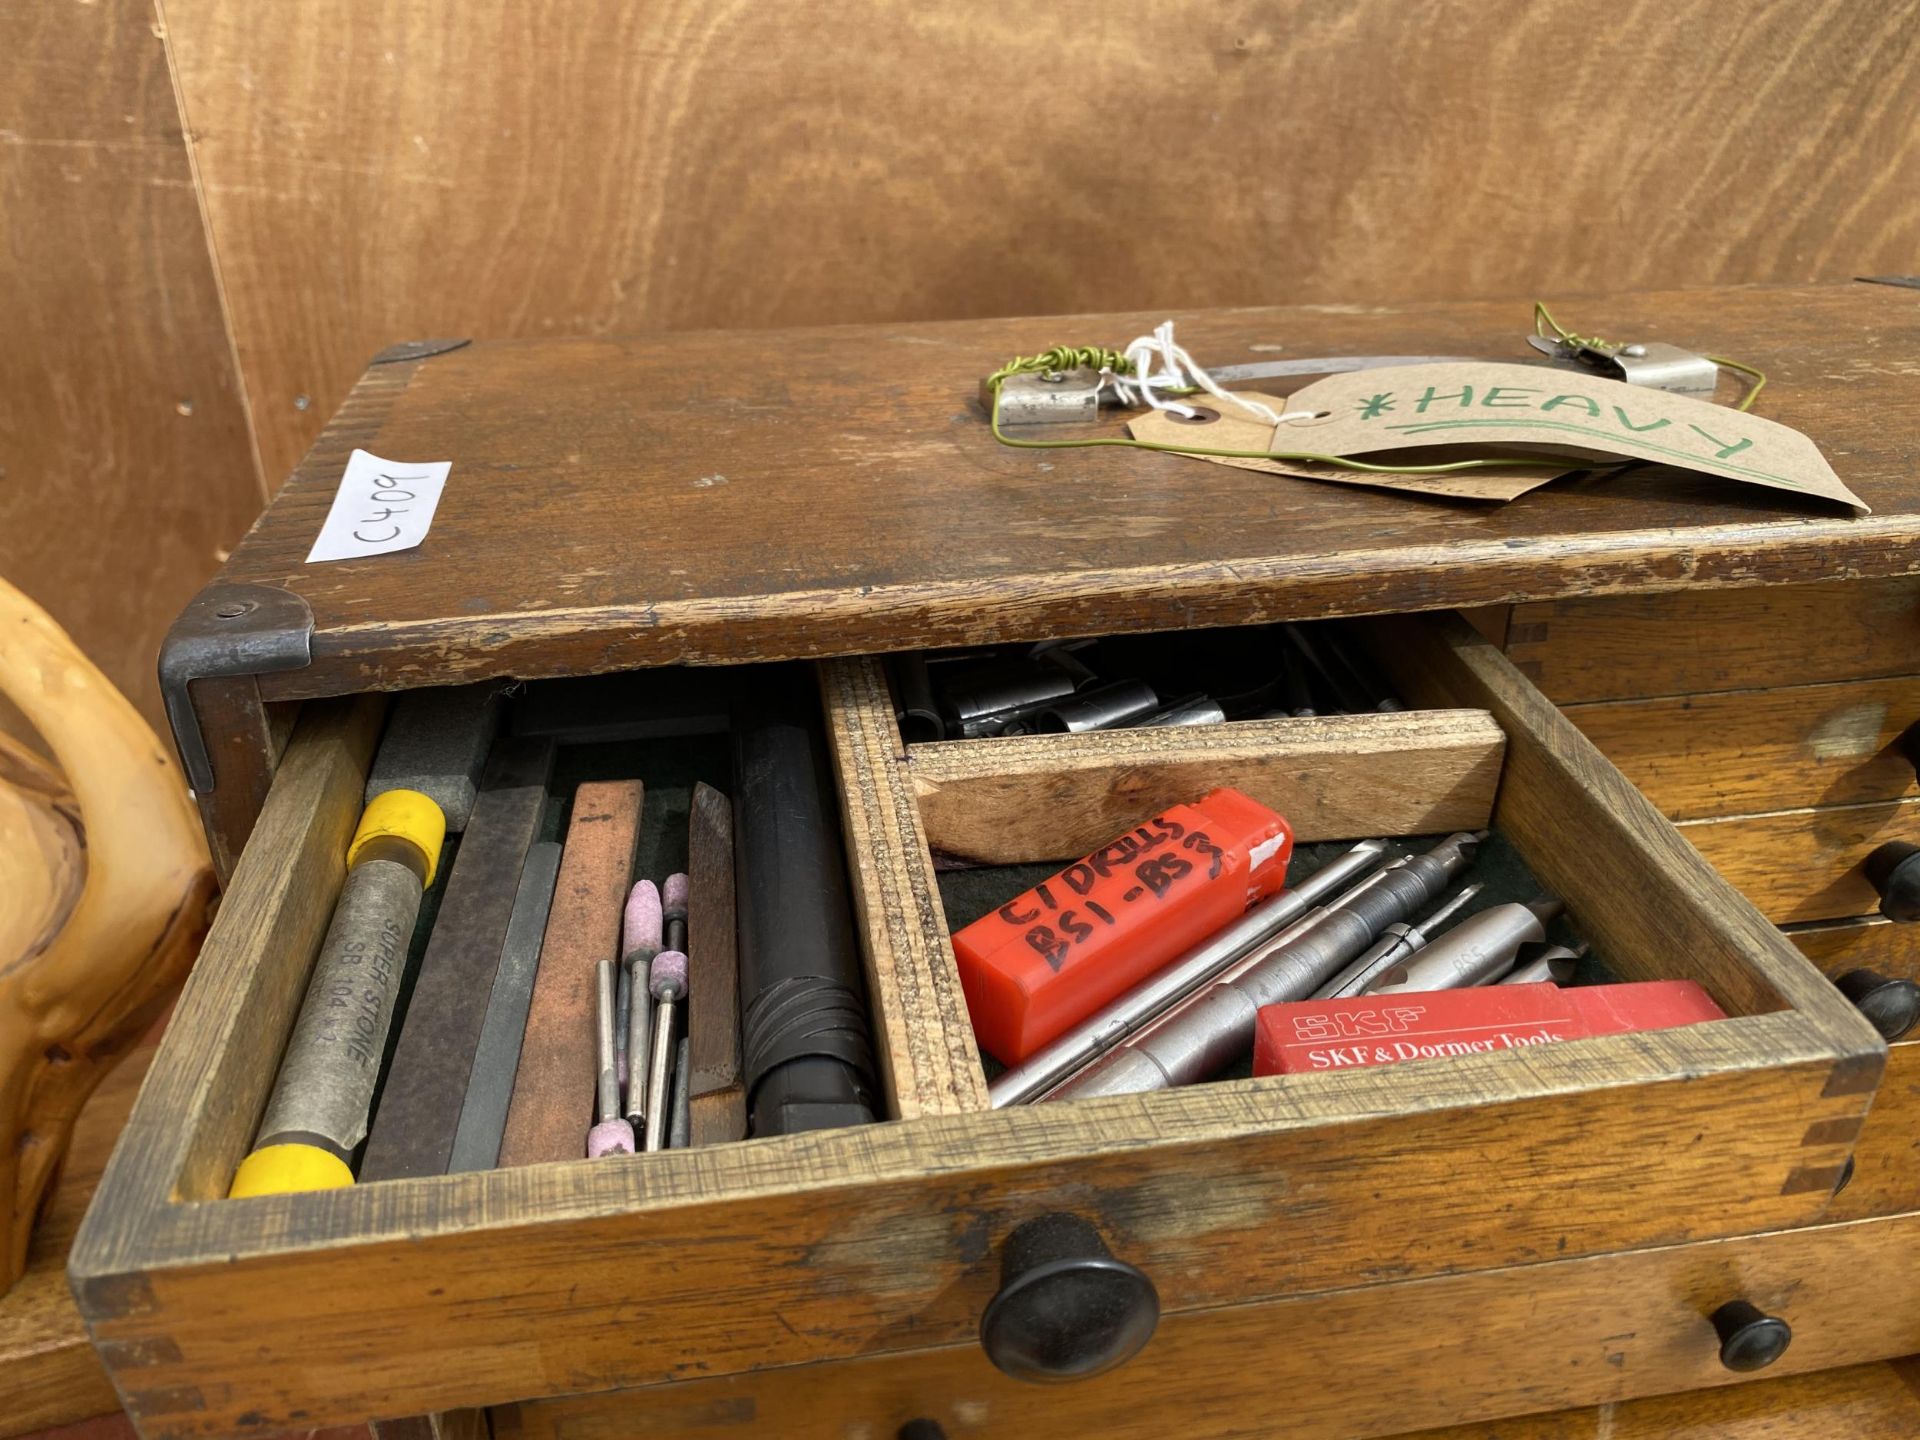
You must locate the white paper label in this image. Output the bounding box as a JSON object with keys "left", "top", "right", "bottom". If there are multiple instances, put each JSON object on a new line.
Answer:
{"left": 305, "top": 449, "right": 451, "bottom": 563}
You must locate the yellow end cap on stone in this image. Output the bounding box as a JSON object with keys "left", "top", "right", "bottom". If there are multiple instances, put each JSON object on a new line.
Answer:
{"left": 229, "top": 1142, "right": 355, "bottom": 1197}
{"left": 348, "top": 787, "right": 447, "bottom": 886}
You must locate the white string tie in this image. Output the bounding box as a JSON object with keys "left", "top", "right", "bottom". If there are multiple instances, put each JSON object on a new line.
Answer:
{"left": 1101, "top": 320, "right": 1286, "bottom": 428}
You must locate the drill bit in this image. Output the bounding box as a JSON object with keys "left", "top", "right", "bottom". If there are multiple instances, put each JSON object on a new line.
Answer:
{"left": 1047, "top": 832, "right": 1484, "bottom": 1099}
{"left": 1368, "top": 895, "right": 1564, "bottom": 994}
{"left": 1500, "top": 941, "right": 1588, "bottom": 986}
{"left": 644, "top": 950, "right": 688, "bottom": 1151}
{"left": 1314, "top": 882, "right": 1485, "bottom": 999}
{"left": 990, "top": 839, "right": 1391, "bottom": 1106}
{"left": 622, "top": 881, "right": 661, "bottom": 1133}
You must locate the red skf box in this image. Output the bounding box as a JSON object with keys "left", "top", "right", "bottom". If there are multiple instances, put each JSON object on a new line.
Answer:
{"left": 1253, "top": 981, "right": 1725, "bottom": 1075}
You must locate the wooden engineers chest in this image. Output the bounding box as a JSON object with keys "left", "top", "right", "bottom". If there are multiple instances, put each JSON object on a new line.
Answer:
{"left": 69, "top": 281, "right": 1920, "bottom": 1439}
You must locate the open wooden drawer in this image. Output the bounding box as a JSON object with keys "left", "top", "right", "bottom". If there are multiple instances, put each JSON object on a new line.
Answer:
{"left": 69, "top": 614, "right": 1884, "bottom": 1440}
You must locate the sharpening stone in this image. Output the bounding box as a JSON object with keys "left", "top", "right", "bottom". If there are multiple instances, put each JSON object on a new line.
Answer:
{"left": 686, "top": 781, "right": 746, "bottom": 1145}
{"left": 360, "top": 736, "right": 554, "bottom": 1181}
{"left": 447, "top": 839, "right": 562, "bottom": 1172}
{"left": 365, "top": 682, "right": 506, "bottom": 831}
{"left": 498, "top": 779, "right": 644, "bottom": 1167}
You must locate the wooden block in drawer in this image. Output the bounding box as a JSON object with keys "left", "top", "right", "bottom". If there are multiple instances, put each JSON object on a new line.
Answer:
{"left": 69, "top": 619, "right": 1884, "bottom": 1439}
{"left": 1792, "top": 917, "right": 1920, "bottom": 1223}
{"left": 495, "top": 1211, "right": 1920, "bottom": 1440}
{"left": 907, "top": 708, "right": 1505, "bottom": 865}
{"left": 1567, "top": 676, "right": 1920, "bottom": 821}
{"left": 1677, "top": 796, "right": 1920, "bottom": 923}
{"left": 1508, "top": 577, "right": 1920, "bottom": 704}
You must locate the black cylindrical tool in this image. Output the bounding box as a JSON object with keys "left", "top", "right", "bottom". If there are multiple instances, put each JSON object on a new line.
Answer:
{"left": 732, "top": 666, "right": 878, "bottom": 1136}
{"left": 890, "top": 654, "right": 945, "bottom": 743}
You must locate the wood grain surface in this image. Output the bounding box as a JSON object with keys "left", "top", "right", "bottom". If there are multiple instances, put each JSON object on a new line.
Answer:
{"left": 909, "top": 709, "right": 1503, "bottom": 865}
{"left": 1790, "top": 916, "right": 1920, "bottom": 981}
{"left": 167, "top": 695, "right": 387, "bottom": 1203}
{"left": 821, "top": 660, "right": 990, "bottom": 1118}
{"left": 0, "top": 1030, "right": 156, "bottom": 1438}
{"left": 0, "top": 0, "right": 261, "bottom": 736}
{"left": 1677, "top": 797, "right": 1920, "bottom": 924}
{"left": 74, "top": 1040, "right": 1871, "bottom": 1440}
{"left": 1406, "top": 1361, "right": 1920, "bottom": 1440}
{"left": 1509, "top": 577, "right": 1920, "bottom": 705}
{"left": 70, "top": 619, "right": 1880, "bottom": 1436}
{"left": 497, "top": 1359, "right": 1920, "bottom": 1440}
{"left": 1790, "top": 917, "right": 1920, "bottom": 1225}
{"left": 197, "top": 284, "right": 1920, "bottom": 710}
{"left": 1366, "top": 615, "right": 1875, "bottom": 1034}
{"left": 487, "top": 1209, "right": 1920, "bottom": 1440}
{"left": 155, "top": 1, "right": 1920, "bottom": 486}
{"left": 1567, "top": 675, "right": 1920, "bottom": 821}
{"left": 1825, "top": 1039, "right": 1920, "bottom": 1226}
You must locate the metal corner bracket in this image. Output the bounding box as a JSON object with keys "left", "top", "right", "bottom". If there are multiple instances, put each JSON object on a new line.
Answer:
{"left": 158, "top": 583, "right": 315, "bottom": 793}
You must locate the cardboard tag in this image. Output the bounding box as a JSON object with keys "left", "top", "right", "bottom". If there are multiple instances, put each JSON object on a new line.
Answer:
{"left": 1277, "top": 362, "right": 1868, "bottom": 513}
{"left": 306, "top": 449, "right": 452, "bottom": 563}
{"left": 1130, "top": 393, "right": 1574, "bottom": 502}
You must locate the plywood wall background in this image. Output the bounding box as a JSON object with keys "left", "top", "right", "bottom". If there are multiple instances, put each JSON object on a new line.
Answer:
{"left": 0, "top": 0, "right": 264, "bottom": 739}
{"left": 6, "top": 0, "right": 1920, "bottom": 733}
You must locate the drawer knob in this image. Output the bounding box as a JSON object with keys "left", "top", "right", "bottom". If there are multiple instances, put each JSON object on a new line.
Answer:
{"left": 1711, "top": 1300, "right": 1792, "bottom": 1372}
{"left": 979, "top": 1213, "right": 1159, "bottom": 1382}
{"left": 1865, "top": 841, "right": 1920, "bottom": 923}
{"left": 1835, "top": 968, "right": 1920, "bottom": 1040}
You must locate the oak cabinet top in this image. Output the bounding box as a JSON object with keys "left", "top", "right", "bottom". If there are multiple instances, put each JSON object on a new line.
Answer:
{"left": 215, "top": 281, "right": 1920, "bottom": 698}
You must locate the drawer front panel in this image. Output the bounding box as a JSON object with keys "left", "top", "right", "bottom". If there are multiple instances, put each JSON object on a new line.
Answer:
{"left": 1509, "top": 578, "right": 1920, "bottom": 705}
{"left": 1567, "top": 676, "right": 1920, "bottom": 822}
{"left": 72, "top": 619, "right": 1882, "bottom": 1439}
{"left": 1792, "top": 918, "right": 1920, "bottom": 1223}
{"left": 1677, "top": 798, "right": 1920, "bottom": 924}
{"left": 495, "top": 1212, "right": 1920, "bottom": 1440}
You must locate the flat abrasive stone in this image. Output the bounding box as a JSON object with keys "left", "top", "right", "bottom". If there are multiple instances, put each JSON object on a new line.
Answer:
{"left": 498, "top": 780, "right": 644, "bottom": 1167}
{"left": 366, "top": 682, "right": 507, "bottom": 831}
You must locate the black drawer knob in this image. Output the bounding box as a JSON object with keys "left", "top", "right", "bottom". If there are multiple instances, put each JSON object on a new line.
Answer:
{"left": 1835, "top": 967, "right": 1920, "bottom": 1040}
{"left": 1896, "top": 720, "right": 1920, "bottom": 778}
{"left": 897, "top": 1424, "right": 947, "bottom": 1440}
{"left": 1711, "top": 1300, "right": 1792, "bottom": 1372}
{"left": 979, "top": 1213, "right": 1159, "bottom": 1382}
{"left": 1866, "top": 841, "right": 1920, "bottom": 923}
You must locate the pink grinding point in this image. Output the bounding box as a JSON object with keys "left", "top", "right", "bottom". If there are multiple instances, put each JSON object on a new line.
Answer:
{"left": 623, "top": 879, "right": 662, "bottom": 959}
{"left": 649, "top": 950, "right": 689, "bottom": 1001}
{"left": 663, "top": 872, "right": 690, "bottom": 916}
{"left": 587, "top": 1117, "right": 635, "bottom": 1157}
